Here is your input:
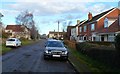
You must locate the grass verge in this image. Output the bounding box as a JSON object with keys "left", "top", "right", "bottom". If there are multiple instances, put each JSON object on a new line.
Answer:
{"left": 1, "top": 44, "right": 11, "bottom": 55}
{"left": 68, "top": 47, "right": 92, "bottom": 72}
{"left": 68, "top": 47, "right": 120, "bottom": 72}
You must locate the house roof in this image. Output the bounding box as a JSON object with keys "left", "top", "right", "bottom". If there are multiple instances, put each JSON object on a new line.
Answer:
{"left": 67, "top": 26, "right": 75, "bottom": 28}
{"left": 75, "top": 20, "right": 86, "bottom": 27}
{"left": 83, "top": 8, "right": 115, "bottom": 24}
{"left": 6, "top": 25, "right": 26, "bottom": 32}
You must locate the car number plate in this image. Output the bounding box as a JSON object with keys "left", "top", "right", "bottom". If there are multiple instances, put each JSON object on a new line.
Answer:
{"left": 53, "top": 55, "right": 60, "bottom": 57}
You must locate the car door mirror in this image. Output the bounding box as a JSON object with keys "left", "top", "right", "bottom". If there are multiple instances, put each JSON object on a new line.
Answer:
{"left": 64, "top": 45, "right": 67, "bottom": 48}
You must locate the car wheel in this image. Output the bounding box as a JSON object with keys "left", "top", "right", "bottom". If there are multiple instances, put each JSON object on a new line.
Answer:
{"left": 64, "top": 57, "right": 68, "bottom": 61}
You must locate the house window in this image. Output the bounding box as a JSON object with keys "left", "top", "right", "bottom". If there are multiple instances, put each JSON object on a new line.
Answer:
{"left": 84, "top": 25, "right": 87, "bottom": 32}
{"left": 104, "top": 18, "right": 108, "bottom": 28}
{"left": 79, "top": 27, "right": 82, "bottom": 32}
{"left": 91, "top": 24, "right": 95, "bottom": 31}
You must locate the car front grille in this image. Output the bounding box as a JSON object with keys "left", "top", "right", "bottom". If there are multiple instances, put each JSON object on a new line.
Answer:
{"left": 51, "top": 51, "right": 62, "bottom": 55}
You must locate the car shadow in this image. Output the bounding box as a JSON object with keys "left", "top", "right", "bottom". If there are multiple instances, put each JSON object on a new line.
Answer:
{"left": 6, "top": 46, "right": 19, "bottom": 49}
{"left": 44, "top": 57, "right": 68, "bottom": 62}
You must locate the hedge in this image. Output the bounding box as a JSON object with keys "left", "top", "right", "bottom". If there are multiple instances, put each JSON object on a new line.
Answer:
{"left": 115, "top": 33, "right": 120, "bottom": 51}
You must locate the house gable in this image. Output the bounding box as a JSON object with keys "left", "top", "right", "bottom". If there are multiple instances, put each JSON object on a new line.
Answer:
{"left": 6, "top": 25, "right": 24, "bottom": 32}
{"left": 97, "top": 8, "right": 120, "bottom": 31}
{"left": 97, "top": 8, "right": 117, "bottom": 21}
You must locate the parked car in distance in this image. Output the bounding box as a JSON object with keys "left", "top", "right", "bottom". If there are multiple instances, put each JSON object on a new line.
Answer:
{"left": 44, "top": 39, "right": 69, "bottom": 60}
{"left": 6, "top": 38, "right": 21, "bottom": 47}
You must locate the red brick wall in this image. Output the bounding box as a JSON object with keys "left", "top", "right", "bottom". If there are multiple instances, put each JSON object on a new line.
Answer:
{"left": 97, "top": 8, "right": 119, "bottom": 32}
{"left": 108, "top": 19, "right": 119, "bottom": 32}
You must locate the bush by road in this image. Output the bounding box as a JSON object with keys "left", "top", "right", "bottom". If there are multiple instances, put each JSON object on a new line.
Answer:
{"left": 115, "top": 33, "right": 120, "bottom": 51}
{"left": 64, "top": 40, "right": 120, "bottom": 72}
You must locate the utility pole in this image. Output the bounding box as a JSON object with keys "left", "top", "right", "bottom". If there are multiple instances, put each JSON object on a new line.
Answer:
{"left": 58, "top": 21, "right": 59, "bottom": 40}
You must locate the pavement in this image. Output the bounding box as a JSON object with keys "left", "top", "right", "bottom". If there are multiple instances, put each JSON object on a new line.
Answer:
{"left": 2, "top": 39, "right": 77, "bottom": 73}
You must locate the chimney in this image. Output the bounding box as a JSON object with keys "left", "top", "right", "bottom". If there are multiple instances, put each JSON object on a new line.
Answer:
{"left": 77, "top": 20, "right": 80, "bottom": 24}
{"left": 88, "top": 12, "right": 92, "bottom": 20}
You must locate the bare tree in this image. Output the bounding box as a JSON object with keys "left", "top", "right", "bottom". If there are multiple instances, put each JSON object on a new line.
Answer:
{"left": 16, "top": 11, "right": 39, "bottom": 40}
{"left": 62, "top": 20, "right": 72, "bottom": 32}
{"left": 16, "top": 10, "right": 34, "bottom": 29}
{"left": 62, "top": 21, "right": 67, "bottom": 32}
{"left": 68, "top": 20, "right": 72, "bottom": 26}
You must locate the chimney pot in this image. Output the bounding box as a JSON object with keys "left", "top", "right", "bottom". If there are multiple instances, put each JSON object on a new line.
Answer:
{"left": 88, "top": 12, "right": 92, "bottom": 20}
{"left": 77, "top": 20, "right": 80, "bottom": 24}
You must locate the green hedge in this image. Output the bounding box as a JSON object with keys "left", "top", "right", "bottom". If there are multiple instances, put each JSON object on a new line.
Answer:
{"left": 2, "top": 32, "right": 12, "bottom": 38}
{"left": 64, "top": 40, "right": 120, "bottom": 71}
{"left": 76, "top": 42, "right": 99, "bottom": 53}
{"left": 88, "top": 41, "right": 114, "bottom": 46}
{"left": 115, "top": 33, "right": 120, "bottom": 51}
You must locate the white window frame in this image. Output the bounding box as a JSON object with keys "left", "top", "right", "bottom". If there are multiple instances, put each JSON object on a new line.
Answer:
{"left": 79, "top": 27, "right": 82, "bottom": 32}
{"left": 104, "top": 18, "right": 108, "bottom": 28}
{"left": 91, "top": 24, "right": 95, "bottom": 31}
{"left": 84, "top": 25, "right": 87, "bottom": 32}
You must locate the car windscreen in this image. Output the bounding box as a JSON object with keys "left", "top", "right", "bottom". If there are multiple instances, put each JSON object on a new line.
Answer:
{"left": 7, "top": 39, "right": 15, "bottom": 41}
{"left": 46, "top": 41, "right": 64, "bottom": 47}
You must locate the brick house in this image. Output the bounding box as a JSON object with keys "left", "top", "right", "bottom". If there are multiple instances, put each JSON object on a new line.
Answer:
{"left": 67, "top": 26, "right": 75, "bottom": 40}
{"left": 70, "top": 20, "right": 86, "bottom": 41}
{"left": 78, "top": 7, "right": 120, "bottom": 42}
{"left": 48, "top": 31, "right": 66, "bottom": 40}
{"left": 5, "top": 25, "right": 31, "bottom": 39}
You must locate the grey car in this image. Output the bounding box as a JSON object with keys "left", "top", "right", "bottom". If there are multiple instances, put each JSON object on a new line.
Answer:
{"left": 44, "top": 39, "right": 68, "bottom": 60}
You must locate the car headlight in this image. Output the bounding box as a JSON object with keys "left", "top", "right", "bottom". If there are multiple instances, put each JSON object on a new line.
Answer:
{"left": 45, "top": 50, "right": 48, "bottom": 53}
{"left": 45, "top": 50, "right": 51, "bottom": 54}
{"left": 62, "top": 51, "right": 68, "bottom": 54}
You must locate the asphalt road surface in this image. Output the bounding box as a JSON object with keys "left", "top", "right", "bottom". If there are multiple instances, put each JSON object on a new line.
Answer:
{"left": 2, "top": 39, "right": 76, "bottom": 73}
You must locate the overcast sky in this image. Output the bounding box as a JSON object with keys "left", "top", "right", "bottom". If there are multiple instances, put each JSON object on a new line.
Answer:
{"left": 0, "top": 0, "right": 119, "bottom": 35}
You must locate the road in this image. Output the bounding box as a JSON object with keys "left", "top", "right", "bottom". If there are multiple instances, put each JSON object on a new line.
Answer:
{"left": 2, "top": 39, "right": 76, "bottom": 73}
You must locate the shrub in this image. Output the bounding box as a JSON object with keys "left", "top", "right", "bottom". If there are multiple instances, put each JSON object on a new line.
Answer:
{"left": 88, "top": 41, "right": 114, "bottom": 46}
{"left": 115, "top": 33, "right": 120, "bottom": 51}
{"left": 2, "top": 32, "right": 12, "bottom": 38}
{"left": 63, "top": 40, "right": 68, "bottom": 46}
{"left": 19, "top": 37, "right": 28, "bottom": 41}
{"left": 76, "top": 42, "right": 99, "bottom": 53}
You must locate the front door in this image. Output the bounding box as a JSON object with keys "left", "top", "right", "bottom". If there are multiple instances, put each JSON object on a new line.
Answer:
{"left": 93, "top": 37, "right": 95, "bottom": 41}
{"left": 101, "top": 35, "right": 104, "bottom": 41}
